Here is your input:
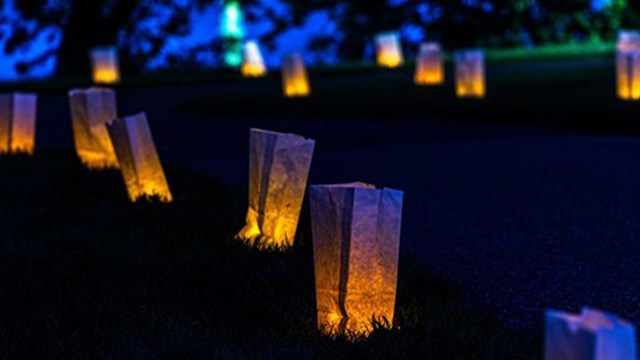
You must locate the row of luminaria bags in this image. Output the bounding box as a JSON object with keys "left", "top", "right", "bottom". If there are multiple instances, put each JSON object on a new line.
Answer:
{"left": 0, "top": 29, "right": 639, "bottom": 359}
{"left": 89, "top": 29, "right": 640, "bottom": 102}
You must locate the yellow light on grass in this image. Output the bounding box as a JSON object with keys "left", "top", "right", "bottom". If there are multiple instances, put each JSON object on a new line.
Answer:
{"left": 282, "top": 54, "right": 311, "bottom": 98}
{"left": 310, "top": 183, "right": 403, "bottom": 337}
{"left": 107, "top": 112, "right": 172, "bottom": 202}
{"left": 455, "top": 49, "right": 485, "bottom": 98}
{"left": 0, "top": 93, "right": 37, "bottom": 155}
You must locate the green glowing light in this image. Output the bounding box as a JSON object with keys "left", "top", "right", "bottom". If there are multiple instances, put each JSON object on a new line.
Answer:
{"left": 222, "top": 0, "right": 244, "bottom": 67}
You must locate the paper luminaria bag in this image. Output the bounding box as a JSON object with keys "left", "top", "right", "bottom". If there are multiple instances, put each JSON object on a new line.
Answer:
{"left": 241, "top": 41, "right": 268, "bottom": 78}
{"left": 616, "top": 30, "right": 640, "bottom": 100}
{"left": 544, "top": 307, "right": 637, "bottom": 360}
{"left": 68, "top": 88, "right": 119, "bottom": 169}
{"left": 375, "top": 32, "right": 404, "bottom": 68}
{"left": 454, "top": 49, "right": 486, "bottom": 98}
{"left": 91, "top": 47, "right": 121, "bottom": 85}
{"left": 310, "top": 183, "right": 403, "bottom": 336}
{"left": 414, "top": 42, "right": 445, "bottom": 85}
{"left": 282, "top": 54, "right": 311, "bottom": 97}
{"left": 106, "top": 112, "right": 172, "bottom": 202}
{"left": 0, "top": 93, "right": 37, "bottom": 155}
{"left": 236, "top": 129, "right": 315, "bottom": 249}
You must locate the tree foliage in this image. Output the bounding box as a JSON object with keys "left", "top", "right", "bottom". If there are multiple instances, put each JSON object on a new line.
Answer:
{"left": 0, "top": 0, "right": 636, "bottom": 77}
{"left": 0, "top": 0, "right": 211, "bottom": 77}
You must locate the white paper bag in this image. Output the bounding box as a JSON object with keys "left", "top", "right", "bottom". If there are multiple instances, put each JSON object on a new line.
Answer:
{"left": 282, "top": 54, "right": 311, "bottom": 97}
{"left": 242, "top": 41, "right": 267, "bottom": 78}
{"left": 310, "top": 182, "right": 403, "bottom": 336}
{"left": 90, "top": 46, "right": 120, "bottom": 84}
{"left": 236, "top": 128, "right": 315, "bottom": 249}
{"left": 414, "top": 42, "right": 444, "bottom": 85}
{"left": 454, "top": 49, "right": 485, "bottom": 98}
{"left": 375, "top": 32, "right": 404, "bottom": 68}
{"left": 544, "top": 307, "right": 637, "bottom": 360}
{"left": 69, "top": 88, "right": 119, "bottom": 169}
{"left": 0, "top": 93, "right": 37, "bottom": 154}
{"left": 107, "top": 112, "right": 172, "bottom": 202}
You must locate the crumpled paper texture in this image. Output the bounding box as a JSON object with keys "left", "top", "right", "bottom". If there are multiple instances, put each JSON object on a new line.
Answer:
{"left": 414, "top": 43, "right": 444, "bottom": 85}
{"left": 0, "top": 93, "right": 37, "bottom": 155}
{"left": 454, "top": 49, "right": 485, "bottom": 98}
{"left": 544, "top": 307, "right": 637, "bottom": 360}
{"left": 69, "top": 88, "right": 119, "bottom": 169}
{"left": 107, "top": 112, "right": 172, "bottom": 202}
{"left": 282, "top": 54, "right": 311, "bottom": 97}
{"left": 310, "top": 183, "right": 403, "bottom": 336}
{"left": 236, "top": 128, "right": 315, "bottom": 249}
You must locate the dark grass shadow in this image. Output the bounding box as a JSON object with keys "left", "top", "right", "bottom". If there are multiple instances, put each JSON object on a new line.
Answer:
{"left": 0, "top": 150, "right": 537, "bottom": 359}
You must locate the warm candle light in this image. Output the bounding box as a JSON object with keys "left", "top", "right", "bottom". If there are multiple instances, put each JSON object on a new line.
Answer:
{"left": 68, "top": 88, "right": 120, "bottom": 169}
{"left": 310, "top": 183, "right": 403, "bottom": 337}
{"left": 414, "top": 42, "right": 444, "bottom": 85}
{"left": 91, "top": 47, "right": 121, "bottom": 85}
{"left": 455, "top": 49, "right": 485, "bottom": 98}
{"left": 0, "top": 93, "right": 37, "bottom": 155}
{"left": 107, "top": 112, "right": 172, "bottom": 202}
{"left": 375, "top": 32, "right": 404, "bottom": 68}
{"left": 241, "top": 41, "right": 267, "bottom": 78}
{"left": 236, "top": 129, "right": 315, "bottom": 249}
{"left": 616, "top": 30, "right": 640, "bottom": 100}
{"left": 282, "top": 54, "right": 311, "bottom": 98}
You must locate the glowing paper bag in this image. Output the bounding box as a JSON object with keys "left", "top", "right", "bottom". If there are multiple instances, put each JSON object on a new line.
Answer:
{"left": 617, "top": 51, "right": 640, "bottom": 100}
{"left": 310, "top": 183, "right": 403, "bottom": 336}
{"left": 454, "top": 49, "right": 485, "bottom": 98}
{"left": 242, "top": 41, "right": 267, "bottom": 78}
{"left": 236, "top": 129, "right": 315, "bottom": 249}
{"left": 375, "top": 32, "right": 404, "bottom": 68}
{"left": 69, "top": 88, "right": 119, "bottom": 169}
{"left": 107, "top": 112, "right": 172, "bottom": 202}
{"left": 617, "top": 31, "right": 640, "bottom": 100}
{"left": 0, "top": 93, "right": 37, "bottom": 155}
{"left": 544, "top": 308, "right": 637, "bottom": 360}
{"left": 282, "top": 54, "right": 311, "bottom": 97}
{"left": 91, "top": 47, "right": 120, "bottom": 85}
{"left": 618, "top": 30, "right": 640, "bottom": 52}
{"left": 414, "top": 42, "right": 444, "bottom": 85}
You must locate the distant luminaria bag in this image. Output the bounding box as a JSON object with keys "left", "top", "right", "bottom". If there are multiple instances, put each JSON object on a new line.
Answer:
{"left": 0, "top": 93, "right": 37, "bottom": 155}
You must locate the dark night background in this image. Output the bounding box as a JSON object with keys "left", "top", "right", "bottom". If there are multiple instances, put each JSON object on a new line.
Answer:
{"left": 0, "top": 0, "right": 640, "bottom": 359}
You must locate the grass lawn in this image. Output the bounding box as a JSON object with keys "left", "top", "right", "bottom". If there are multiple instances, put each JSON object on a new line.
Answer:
{"left": 0, "top": 150, "right": 539, "bottom": 359}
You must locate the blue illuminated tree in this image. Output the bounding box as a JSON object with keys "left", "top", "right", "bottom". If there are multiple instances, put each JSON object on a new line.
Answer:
{"left": 0, "top": 0, "right": 209, "bottom": 78}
